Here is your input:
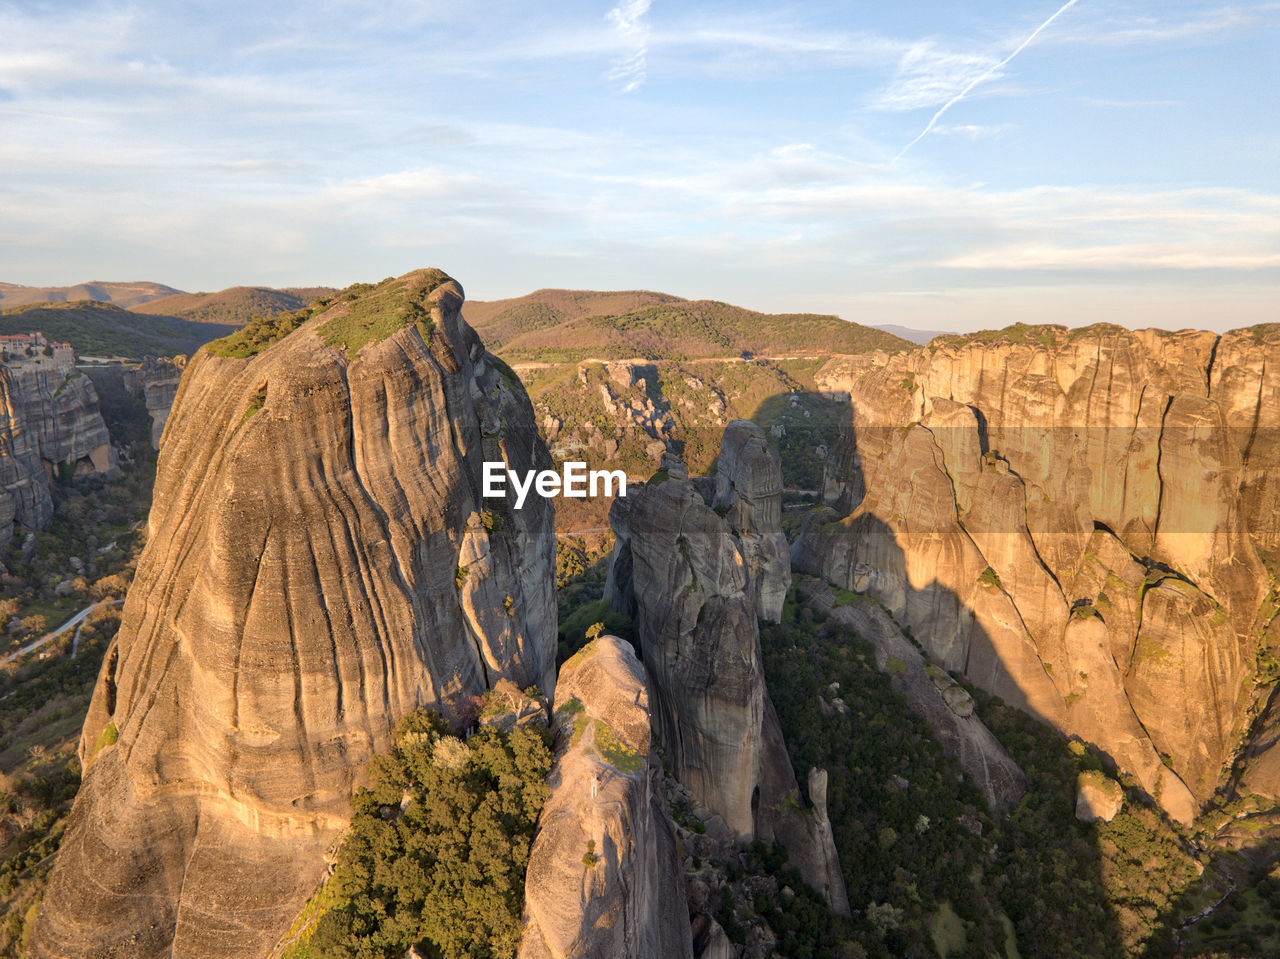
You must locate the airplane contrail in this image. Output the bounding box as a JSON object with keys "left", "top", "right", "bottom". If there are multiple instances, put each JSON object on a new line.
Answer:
{"left": 894, "top": 0, "right": 1081, "bottom": 162}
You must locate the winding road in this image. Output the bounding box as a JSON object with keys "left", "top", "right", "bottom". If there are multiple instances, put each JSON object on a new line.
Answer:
{"left": 1, "top": 599, "right": 123, "bottom": 666}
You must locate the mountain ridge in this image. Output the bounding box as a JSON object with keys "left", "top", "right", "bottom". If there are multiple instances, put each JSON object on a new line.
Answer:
{"left": 0, "top": 281, "right": 181, "bottom": 309}
{"left": 134, "top": 286, "right": 337, "bottom": 327}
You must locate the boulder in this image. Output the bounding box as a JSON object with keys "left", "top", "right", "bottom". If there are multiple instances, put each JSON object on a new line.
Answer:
{"left": 1075, "top": 771, "right": 1124, "bottom": 823}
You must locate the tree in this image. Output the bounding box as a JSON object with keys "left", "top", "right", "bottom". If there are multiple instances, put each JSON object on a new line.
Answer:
{"left": 311, "top": 709, "right": 552, "bottom": 959}
{"left": 16, "top": 615, "right": 46, "bottom": 640}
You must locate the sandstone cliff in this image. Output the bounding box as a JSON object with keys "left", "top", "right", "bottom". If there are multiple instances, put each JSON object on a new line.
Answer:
{"left": 123, "top": 355, "right": 186, "bottom": 449}
{"left": 519, "top": 636, "right": 693, "bottom": 959}
{"left": 797, "top": 324, "right": 1280, "bottom": 824}
{"left": 0, "top": 349, "right": 116, "bottom": 549}
{"left": 31, "top": 270, "right": 557, "bottom": 959}
{"left": 607, "top": 422, "right": 849, "bottom": 914}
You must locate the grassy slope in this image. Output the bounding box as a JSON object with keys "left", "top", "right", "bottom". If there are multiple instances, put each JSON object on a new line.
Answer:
{"left": 463, "top": 289, "right": 683, "bottom": 350}
{"left": 486, "top": 299, "right": 909, "bottom": 363}
{"left": 0, "top": 302, "right": 231, "bottom": 359}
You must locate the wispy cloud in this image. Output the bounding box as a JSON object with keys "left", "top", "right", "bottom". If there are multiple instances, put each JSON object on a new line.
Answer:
{"left": 873, "top": 44, "right": 997, "bottom": 111}
{"left": 1050, "top": 3, "right": 1280, "bottom": 46}
{"left": 607, "top": 0, "right": 653, "bottom": 92}
{"left": 895, "top": 0, "right": 1081, "bottom": 160}
{"left": 944, "top": 245, "right": 1280, "bottom": 271}
{"left": 932, "top": 123, "right": 1011, "bottom": 139}
{"left": 1075, "top": 96, "right": 1183, "bottom": 108}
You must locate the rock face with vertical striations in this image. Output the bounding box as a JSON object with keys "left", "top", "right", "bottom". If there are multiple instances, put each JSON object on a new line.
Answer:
{"left": 31, "top": 270, "right": 557, "bottom": 959}
{"left": 606, "top": 421, "right": 849, "bottom": 914}
{"left": 0, "top": 341, "right": 116, "bottom": 549}
{"left": 123, "top": 355, "right": 186, "bottom": 449}
{"left": 796, "top": 324, "right": 1280, "bottom": 824}
{"left": 713, "top": 419, "right": 791, "bottom": 623}
{"left": 518, "top": 636, "right": 693, "bottom": 959}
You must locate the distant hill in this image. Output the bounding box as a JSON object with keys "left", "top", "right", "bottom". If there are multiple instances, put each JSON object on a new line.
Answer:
{"left": 0, "top": 281, "right": 182, "bottom": 310}
{"left": 873, "top": 323, "right": 952, "bottom": 345}
{"left": 465, "top": 290, "right": 910, "bottom": 362}
{"left": 463, "top": 289, "right": 683, "bottom": 350}
{"left": 0, "top": 302, "right": 232, "bottom": 359}
{"left": 136, "top": 285, "right": 337, "bottom": 327}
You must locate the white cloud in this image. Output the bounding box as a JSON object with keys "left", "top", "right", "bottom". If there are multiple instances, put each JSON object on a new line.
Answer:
{"left": 607, "top": 0, "right": 653, "bottom": 92}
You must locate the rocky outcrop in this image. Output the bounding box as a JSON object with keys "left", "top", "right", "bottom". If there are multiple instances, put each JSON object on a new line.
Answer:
{"left": 798, "top": 576, "right": 1026, "bottom": 809}
{"left": 518, "top": 636, "right": 693, "bottom": 959}
{"left": 606, "top": 423, "right": 848, "bottom": 914}
{"left": 123, "top": 355, "right": 186, "bottom": 449}
{"left": 0, "top": 347, "right": 116, "bottom": 548}
{"left": 713, "top": 420, "right": 790, "bottom": 622}
{"left": 1075, "top": 771, "right": 1124, "bottom": 823}
{"left": 799, "top": 324, "right": 1279, "bottom": 824}
{"left": 31, "top": 270, "right": 557, "bottom": 959}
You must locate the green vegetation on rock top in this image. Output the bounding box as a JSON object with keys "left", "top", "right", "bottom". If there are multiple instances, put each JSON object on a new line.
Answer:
{"left": 205, "top": 298, "right": 327, "bottom": 358}
{"left": 316, "top": 270, "right": 450, "bottom": 355}
{"left": 592, "top": 719, "right": 645, "bottom": 775}
{"left": 934, "top": 324, "right": 1065, "bottom": 349}
{"left": 205, "top": 270, "right": 451, "bottom": 359}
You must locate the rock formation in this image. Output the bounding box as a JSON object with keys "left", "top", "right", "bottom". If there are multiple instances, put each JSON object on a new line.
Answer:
{"left": 607, "top": 421, "right": 849, "bottom": 914}
{"left": 796, "top": 324, "right": 1280, "bottom": 824}
{"left": 0, "top": 341, "right": 116, "bottom": 549}
{"left": 713, "top": 420, "right": 791, "bottom": 622}
{"left": 123, "top": 355, "right": 186, "bottom": 449}
{"left": 31, "top": 270, "right": 557, "bottom": 959}
{"left": 519, "top": 636, "right": 693, "bottom": 959}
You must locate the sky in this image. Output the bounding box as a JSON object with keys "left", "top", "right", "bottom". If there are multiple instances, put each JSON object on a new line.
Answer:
{"left": 1, "top": 0, "right": 1277, "bottom": 332}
